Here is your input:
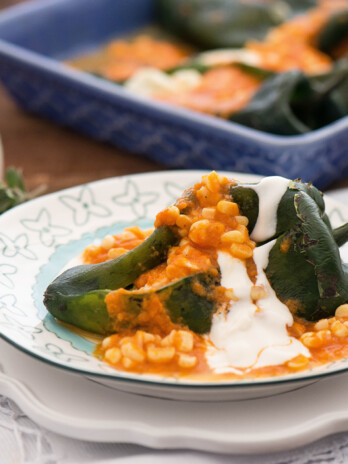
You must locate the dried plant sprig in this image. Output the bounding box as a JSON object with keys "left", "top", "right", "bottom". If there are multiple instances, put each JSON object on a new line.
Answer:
{"left": 0, "top": 166, "right": 46, "bottom": 214}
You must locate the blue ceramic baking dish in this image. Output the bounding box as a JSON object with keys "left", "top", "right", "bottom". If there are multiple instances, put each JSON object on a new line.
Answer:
{"left": 0, "top": 0, "right": 347, "bottom": 189}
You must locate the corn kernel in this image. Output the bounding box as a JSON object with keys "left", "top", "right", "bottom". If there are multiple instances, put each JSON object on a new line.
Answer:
{"left": 84, "top": 244, "right": 99, "bottom": 255}
{"left": 217, "top": 200, "right": 239, "bottom": 216}
{"left": 101, "top": 235, "right": 116, "bottom": 250}
{"left": 176, "top": 330, "right": 194, "bottom": 352}
{"left": 300, "top": 332, "right": 323, "bottom": 348}
{"left": 102, "top": 336, "right": 113, "bottom": 350}
{"left": 230, "top": 243, "right": 253, "bottom": 259}
{"left": 178, "top": 354, "right": 197, "bottom": 368}
{"left": 147, "top": 346, "right": 176, "bottom": 363}
{"left": 176, "top": 214, "right": 192, "bottom": 229}
{"left": 202, "top": 207, "right": 216, "bottom": 219}
{"left": 287, "top": 354, "right": 309, "bottom": 370}
{"left": 143, "top": 332, "right": 156, "bottom": 344}
{"left": 189, "top": 220, "right": 225, "bottom": 247}
{"left": 182, "top": 245, "right": 192, "bottom": 257}
{"left": 335, "top": 304, "right": 348, "bottom": 319}
{"left": 179, "top": 229, "right": 188, "bottom": 238}
{"left": 119, "top": 336, "right": 132, "bottom": 345}
{"left": 221, "top": 230, "right": 244, "bottom": 243}
{"left": 235, "top": 216, "right": 249, "bottom": 226}
{"left": 104, "top": 347, "right": 121, "bottom": 364}
{"left": 331, "top": 320, "right": 348, "bottom": 337}
{"left": 198, "top": 185, "right": 209, "bottom": 199}
{"left": 225, "top": 289, "right": 238, "bottom": 301}
{"left": 314, "top": 319, "right": 329, "bottom": 331}
{"left": 161, "top": 330, "right": 176, "bottom": 347}
{"left": 168, "top": 205, "right": 180, "bottom": 218}
{"left": 316, "top": 329, "right": 331, "bottom": 344}
{"left": 203, "top": 171, "right": 221, "bottom": 193}
{"left": 218, "top": 175, "right": 229, "bottom": 185}
{"left": 108, "top": 247, "right": 128, "bottom": 259}
{"left": 250, "top": 285, "right": 268, "bottom": 300}
{"left": 121, "top": 342, "right": 145, "bottom": 363}
{"left": 122, "top": 357, "right": 135, "bottom": 369}
{"left": 246, "top": 239, "right": 256, "bottom": 249}
{"left": 236, "top": 224, "right": 249, "bottom": 239}
{"left": 135, "top": 331, "right": 144, "bottom": 349}
{"left": 291, "top": 322, "right": 306, "bottom": 337}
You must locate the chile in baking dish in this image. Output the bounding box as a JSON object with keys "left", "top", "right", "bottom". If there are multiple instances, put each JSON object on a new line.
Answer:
{"left": 68, "top": 0, "right": 348, "bottom": 136}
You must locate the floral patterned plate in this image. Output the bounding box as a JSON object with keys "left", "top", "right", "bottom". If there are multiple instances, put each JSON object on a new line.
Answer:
{"left": 1, "top": 170, "right": 348, "bottom": 401}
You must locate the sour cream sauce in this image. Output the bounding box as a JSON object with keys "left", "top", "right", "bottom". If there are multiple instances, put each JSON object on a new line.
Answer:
{"left": 249, "top": 176, "right": 289, "bottom": 242}
{"left": 206, "top": 176, "right": 311, "bottom": 372}
{"left": 125, "top": 68, "right": 202, "bottom": 97}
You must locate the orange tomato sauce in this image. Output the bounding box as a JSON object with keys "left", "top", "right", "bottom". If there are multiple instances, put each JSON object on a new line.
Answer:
{"left": 83, "top": 226, "right": 153, "bottom": 264}
{"left": 246, "top": 0, "right": 347, "bottom": 75}
{"left": 155, "top": 66, "right": 262, "bottom": 118}
{"left": 69, "top": 35, "right": 193, "bottom": 82}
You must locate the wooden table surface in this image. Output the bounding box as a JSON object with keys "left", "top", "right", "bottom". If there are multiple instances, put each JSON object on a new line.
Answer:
{"left": 0, "top": 0, "right": 347, "bottom": 194}
{"left": 0, "top": 0, "right": 163, "bottom": 195}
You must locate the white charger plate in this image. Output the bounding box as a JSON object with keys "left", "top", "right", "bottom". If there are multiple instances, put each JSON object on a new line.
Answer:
{"left": 2, "top": 336, "right": 348, "bottom": 454}
{"left": 1, "top": 170, "right": 348, "bottom": 402}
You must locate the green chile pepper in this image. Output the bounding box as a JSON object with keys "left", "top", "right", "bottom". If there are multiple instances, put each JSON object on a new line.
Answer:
{"left": 155, "top": 0, "right": 316, "bottom": 49}
{"left": 230, "top": 179, "right": 348, "bottom": 320}
{"left": 317, "top": 10, "right": 348, "bottom": 57}
{"left": 333, "top": 222, "right": 348, "bottom": 248}
{"left": 310, "top": 59, "right": 348, "bottom": 115}
{"left": 230, "top": 70, "right": 348, "bottom": 135}
{"left": 265, "top": 193, "right": 348, "bottom": 320}
{"left": 45, "top": 272, "right": 219, "bottom": 335}
{"left": 168, "top": 62, "right": 348, "bottom": 135}
{"left": 44, "top": 225, "right": 179, "bottom": 299}
{"left": 229, "top": 178, "right": 326, "bottom": 237}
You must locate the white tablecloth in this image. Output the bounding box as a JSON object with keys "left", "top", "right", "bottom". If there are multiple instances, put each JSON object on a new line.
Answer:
{"left": 1, "top": 393, "right": 348, "bottom": 464}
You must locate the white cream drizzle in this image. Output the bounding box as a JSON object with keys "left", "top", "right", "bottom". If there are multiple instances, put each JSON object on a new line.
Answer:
{"left": 197, "top": 48, "right": 261, "bottom": 67}
{"left": 125, "top": 67, "right": 202, "bottom": 97}
{"left": 249, "top": 176, "right": 289, "bottom": 243}
{"left": 206, "top": 244, "right": 310, "bottom": 373}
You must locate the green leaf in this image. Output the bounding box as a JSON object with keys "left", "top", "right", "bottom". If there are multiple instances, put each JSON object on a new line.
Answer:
{"left": 5, "top": 166, "right": 26, "bottom": 191}
{"left": 0, "top": 167, "right": 44, "bottom": 215}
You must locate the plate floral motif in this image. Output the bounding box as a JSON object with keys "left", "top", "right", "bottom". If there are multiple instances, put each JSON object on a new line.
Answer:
{"left": 1, "top": 171, "right": 348, "bottom": 397}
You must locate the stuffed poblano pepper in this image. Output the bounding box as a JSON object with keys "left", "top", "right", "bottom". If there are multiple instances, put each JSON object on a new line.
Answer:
{"left": 44, "top": 271, "right": 219, "bottom": 335}
{"left": 44, "top": 174, "right": 348, "bottom": 341}
{"left": 44, "top": 221, "right": 221, "bottom": 335}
